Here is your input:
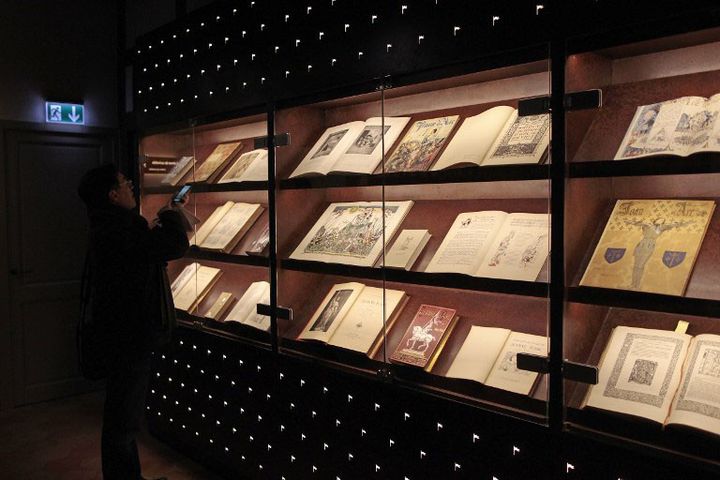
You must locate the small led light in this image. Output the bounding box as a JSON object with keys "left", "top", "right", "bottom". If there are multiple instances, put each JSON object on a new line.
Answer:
{"left": 536, "top": 4, "right": 544, "bottom": 14}
{"left": 274, "top": 46, "right": 280, "bottom": 53}
{"left": 319, "top": 32, "right": 324, "bottom": 40}
{"left": 285, "top": 14, "right": 290, "bottom": 22}
{"left": 401, "top": 5, "right": 407, "bottom": 14}
{"left": 371, "top": 15, "right": 378, "bottom": 24}
{"left": 307, "top": 64, "right": 312, "bottom": 72}
{"left": 344, "top": 23, "right": 350, "bottom": 32}
{"left": 295, "top": 39, "right": 301, "bottom": 47}
{"left": 453, "top": 26, "right": 461, "bottom": 36}
{"left": 307, "top": 6, "right": 312, "bottom": 14}
{"left": 492, "top": 15, "right": 500, "bottom": 26}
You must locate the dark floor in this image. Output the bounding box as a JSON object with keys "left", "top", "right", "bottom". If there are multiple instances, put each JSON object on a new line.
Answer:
{"left": 0, "top": 391, "right": 224, "bottom": 480}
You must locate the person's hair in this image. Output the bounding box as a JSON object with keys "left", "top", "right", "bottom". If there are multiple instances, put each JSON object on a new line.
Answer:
{"left": 77, "top": 163, "right": 120, "bottom": 210}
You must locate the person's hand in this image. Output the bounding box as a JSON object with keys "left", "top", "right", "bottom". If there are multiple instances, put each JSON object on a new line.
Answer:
{"left": 168, "top": 192, "right": 190, "bottom": 210}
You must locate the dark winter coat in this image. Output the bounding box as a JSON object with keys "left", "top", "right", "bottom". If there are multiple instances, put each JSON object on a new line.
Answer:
{"left": 85, "top": 204, "right": 189, "bottom": 363}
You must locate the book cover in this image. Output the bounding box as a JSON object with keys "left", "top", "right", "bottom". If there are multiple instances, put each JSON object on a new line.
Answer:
{"left": 383, "top": 116, "right": 459, "bottom": 173}
{"left": 580, "top": 199, "right": 715, "bottom": 295}
{"left": 390, "top": 304, "right": 457, "bottom": 369}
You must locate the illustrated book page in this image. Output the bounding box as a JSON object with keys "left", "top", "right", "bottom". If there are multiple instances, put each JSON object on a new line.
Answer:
{"left": 425, "top": 211, "right": 509, "bottom": 276}
{"left": 580, "top": 199, "right": 715, "bottom": 296}
{"left": 383, "top": 115, "right": 459, "bottom": 173}
{"left": 445, "top": 326, "right": 511, "bottom": 383}
{"left": 297, "top": 282, "right": 365, "bottom": 343}
{"left": 384, "top": 229, "right": 431, "bottom": 270}
{"left": 326, "top": 286, "right": 407, "bottom": 356}
{"left": 584, "top": 326, "right": 691, "bottom": 424}
{"left": 193, "top": 141, "right": 243, "bottom": 182}
{"left": 431, "top": 107, "right": 515, "bottom": 170}
{"left": 190, "top": 201, "right": 234, "bottom": 246}
{"left": 389, "top": 304, "right": 458, "bottom": 370}
{"left": 482, "top": 112, "right": 550, "bottom": 166}
{"left": 666, "top": 334, "right": 720, "bottom": 435}
{"left": 615, "top": 95, "right": 720, "bottom": 160}
{"left": 217, "top": 148, "right": 268, "bottom": 183}
{"left": 484, "top": 331, "right": 548, "bottom": 395}
{"left": 475, "top": 213, "right": 550, "bottom": 281}
{"left": 172, "top": 265, "right": 222, "bottom": 312}
{"left": 198, "top": 202, "right": 263, "bottom": 253}
{"left": 332, "top": 116, "right": 410, "bottom": 174}
{"left": 225, "top": 281, "right": 271, "bottom": 331}
{"left": 289, "top": 122, "right": 365, "bottom": 177}
{"left": 289, "top": 201, "right": 414, "bottom": 267}
{"left": 160, "top": 155, "right": 194, "bottom": 186}
{"left": 170, "top": 262, "right": 200, "bottom": 298}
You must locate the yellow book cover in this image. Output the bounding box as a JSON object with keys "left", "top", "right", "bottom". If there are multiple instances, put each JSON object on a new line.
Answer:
{"left": 580, "top": 199, "right": 715, "bottom": 296}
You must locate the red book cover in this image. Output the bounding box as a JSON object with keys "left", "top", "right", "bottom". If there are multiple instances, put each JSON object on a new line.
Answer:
{"left": 390, "top": 304, "right": 457, "bottom": 369}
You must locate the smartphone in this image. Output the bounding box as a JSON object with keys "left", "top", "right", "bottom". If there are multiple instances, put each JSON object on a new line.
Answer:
{"left": 172, "top": 184, "right": 192, "bottom": 204}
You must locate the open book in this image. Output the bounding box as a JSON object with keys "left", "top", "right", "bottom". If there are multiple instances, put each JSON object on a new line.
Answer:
{"left": 580, "top": 199, "right": 715, "bottom": 296}
{"left": 390, "top": 304, "right": 459, "bottom": 371}
{"left": 615, "top": 94, "right": 720, "bottom": 160}
{"left": 158, "top": 155, "right": 194, "bottom": 186}
{"left": 431, "top": 107, "right": 549, "bottom": 170}
{"left": 217, "top": 148, "right": 268, "bottom": 183}
{"left": 384, "top": 229, "right": 431, "bottom": 270}
{"left": 383, "top": 116, "right": 459, "bottom": 173}
{"left": 583, "top": 325, "right": 720, "bottom": 437}
{"left": 191, "top": 202, "right": 264, "bottom": 253}
{"left": 298, "top": 282, "right": 408, "bottom": 357}
{"left": 171, "top": 263, "right": 223, "bottom": 312}
{"left": 289, "top": 117, "right": 410, "bottom": 177}
{"left": 225, "top": 281, "right": 271, "bottom": 331}
{"left": 445, "top": 326, "right": 548, "bottom": 395}
{"left": 289, "top": 201, "right": 414, "bottom": 267}
{"left": 425, "top": 211, "right": 550, "bottom": 281}
{"left": 193, "top": 141, "right": 243, "bottom": 183}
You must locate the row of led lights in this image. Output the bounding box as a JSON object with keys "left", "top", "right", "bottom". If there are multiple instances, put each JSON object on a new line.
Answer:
{"left": 135, "top": 23, "right": 494, "bottom": 115}
{"left": 137, "top": 13, "right": 496, "bottom": 80}
{"left": 137, "top": 0, "right": 545, "bottom": 72}
{"left": 137, "top": 2, "right": 532, "bottom": 56}
{"left": 152, "top": 349, "right": 564, "bottom": 478}
{"left": 150, "top": 398, "right": 537, "bottom": 480}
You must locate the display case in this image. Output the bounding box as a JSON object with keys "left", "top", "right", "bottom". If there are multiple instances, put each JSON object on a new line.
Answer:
{"left": 273, "top": 54, "right": 552, "bottom": 421}
{"left": 139, "top": 112, "right": 273, "bottom": 347}
{"left": 563, "top": 26, "right": 720, "bottom": 467}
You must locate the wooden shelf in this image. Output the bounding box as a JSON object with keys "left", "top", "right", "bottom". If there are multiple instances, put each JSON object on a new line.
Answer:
{"left": 185, "top": 246, "right": 270, "bottom": 267}
{"left": 280, "top": 258, "right": 549, "bottom": 297}
{"left": 144, "top": 180, "right": 268, "bottom": 195}
{"left": 280, "top": 164, "right": 549, "bottom": 190}
{"left": 176, "top": 311, "right": 272, "bottom": 346}
{"left": 567, "top": 286, "right": 720, "bottom": 318}
{"left": 569, "top": 153, "right": 720, "bottom": 178}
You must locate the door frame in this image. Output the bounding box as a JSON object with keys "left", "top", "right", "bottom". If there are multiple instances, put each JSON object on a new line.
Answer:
{"left": 0, "top": 120, "right": 117, "bottom": 409}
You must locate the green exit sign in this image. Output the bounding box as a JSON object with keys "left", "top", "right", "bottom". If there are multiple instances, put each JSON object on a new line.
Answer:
{"left": 45, "top": 102, "right": 84, "bottom": 125}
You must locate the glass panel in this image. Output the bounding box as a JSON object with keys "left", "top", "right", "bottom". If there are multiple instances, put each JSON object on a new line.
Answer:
{"left": 274, "top": 88, "right": 387, "bottom": 373}
{"left": 378, "top": 51, "right": 552, "bottom": 422}
{"left": 139, "top": 113, "right": 271, "bottom": 347}
{"left": 564, "top": 27, "right": 720, "bottom": 461}
{"left": 275, "top": 45, "right": 552, "bottom": 422}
